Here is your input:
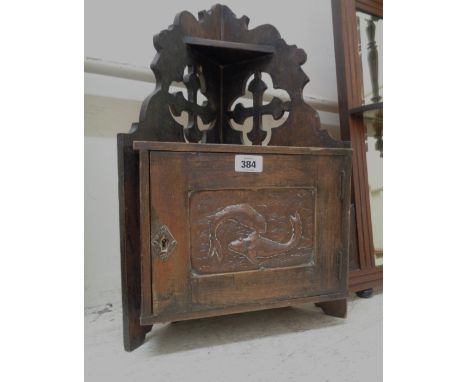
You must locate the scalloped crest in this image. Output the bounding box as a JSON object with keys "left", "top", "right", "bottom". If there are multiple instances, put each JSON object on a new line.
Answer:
{"left": 133, "top": 4, "right": 348, "bottom": 148}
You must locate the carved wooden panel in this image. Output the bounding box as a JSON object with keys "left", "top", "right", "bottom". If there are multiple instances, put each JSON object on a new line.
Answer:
{"left": 189, "top": 188, "right": 316, "bottom": 274}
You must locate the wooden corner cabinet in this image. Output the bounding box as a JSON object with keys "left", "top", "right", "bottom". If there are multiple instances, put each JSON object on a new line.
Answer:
{"left": 117, "top": 4, "right": 353, "bottom": 351}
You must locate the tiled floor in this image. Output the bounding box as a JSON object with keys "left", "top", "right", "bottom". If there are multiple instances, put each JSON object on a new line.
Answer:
{"left": 85, "top": 292, "right": 382, "bottom": 382}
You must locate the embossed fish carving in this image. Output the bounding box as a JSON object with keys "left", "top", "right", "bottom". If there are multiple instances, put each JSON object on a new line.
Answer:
{"left": 228, "top": 212, "right": 302, "bottom": 265}
{"left": 207, "top": 204, "right": 267, "bottom": 261}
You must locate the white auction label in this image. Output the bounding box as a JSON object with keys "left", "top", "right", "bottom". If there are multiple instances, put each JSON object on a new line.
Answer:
{"left": 235, "top": 154, "right": 263, "bottom": 173}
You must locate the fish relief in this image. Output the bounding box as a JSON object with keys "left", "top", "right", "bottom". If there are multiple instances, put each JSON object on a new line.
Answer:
{"left": 189, "top": 189, "right": 316, "bottom": 274}
{"left": 206, "top": 204, "right": 306, "bottom": 266}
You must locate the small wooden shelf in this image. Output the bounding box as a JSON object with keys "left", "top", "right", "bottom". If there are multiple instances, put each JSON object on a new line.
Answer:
{"left": 349, "top": 102, "right": 383, "bottom": 122}
{"left": 183, "top": 36, "right": 275, "bottom": 65}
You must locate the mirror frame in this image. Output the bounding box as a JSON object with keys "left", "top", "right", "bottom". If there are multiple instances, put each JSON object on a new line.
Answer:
{"left": 332, "top": 0, "right": 383, "bottom": 293}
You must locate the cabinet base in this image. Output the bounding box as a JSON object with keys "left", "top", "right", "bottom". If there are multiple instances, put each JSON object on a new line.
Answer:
{"left": 315, "top": 298, "right": 347, "bottom": 318}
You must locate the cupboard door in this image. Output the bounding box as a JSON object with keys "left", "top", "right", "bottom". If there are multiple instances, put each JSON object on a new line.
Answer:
{"left": 144, "top": 149, "right": 350, "bottom": 320}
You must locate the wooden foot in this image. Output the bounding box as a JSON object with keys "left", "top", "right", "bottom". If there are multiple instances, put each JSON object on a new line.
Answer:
{"left": 315, "top": 298, "right": 347, "bottom": 318}
{"left": 356, "top": 288, "right": 373, "bottom": 298}
{"left": 124, "top": 319, "right": 152, "bottom": 352}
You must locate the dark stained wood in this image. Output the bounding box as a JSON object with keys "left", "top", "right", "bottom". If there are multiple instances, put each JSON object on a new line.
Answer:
{"left": 315, "top": 298, "right": 347, "bottom": 318}
{"left": 118, "top": 4, "right": 353, "bottom": 351}
{"left": 332, "top": 0, "right": 383, "bottom": 291}
{"left": 133, "top": 141, "right": 350, "bottom": 155}
{"left": 184, "top": 36, "right": 275, "bottom": 53}
{"left": 141, "top": 292, "right": 347, "bottom": 325}
{"left": 356, "top": 0, "right": 383, "bottom": 18}
{"left": 351, "top": 118, "right": 375, "bottom": 270}
{"left": 138, "top": 150, "right": 152, "bottom": 319}
{"left": 349, "top": 101, "right": 383, "bottom": 116}
{"left": 348, "top": 204, "right": 359, "bottom": 271}
{"left": 136, "top": 4, "right": 348, "bottom": 148}
{"left": 184, "top": 36, "right": 275, "bottom": 65}
{"left": 349, "top": 266, "right": 383, "bottom": 292}
{"left": 117, "top": 133, "right": 152, "bottom": 351}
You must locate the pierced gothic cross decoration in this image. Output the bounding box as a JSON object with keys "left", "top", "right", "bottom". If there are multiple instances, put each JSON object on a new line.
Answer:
{"left": 169, "top": 65, "right": 216, "bottom": 143}
{"left": 136, "top": 3, "right": 348, "bottom": 148}
{"left": 230, "top": 71, "right": 291, "bottom": 145}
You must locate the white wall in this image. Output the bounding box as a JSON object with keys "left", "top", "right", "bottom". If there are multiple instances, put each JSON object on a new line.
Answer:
{"left": 85, "top": 0, "right": 339, "bottom": 101}
{"left": 84, "top": 96, "right": 141, "bottom": 307}
{"left": 84, "top": 0, "right": 343, "bottom": 307}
